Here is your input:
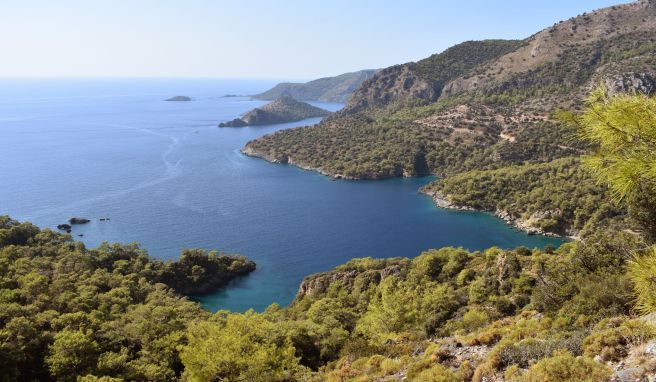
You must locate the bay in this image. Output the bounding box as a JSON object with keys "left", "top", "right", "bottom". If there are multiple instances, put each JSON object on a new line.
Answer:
{"left": 0, "top": 78, "right": 563, "bottom": 312}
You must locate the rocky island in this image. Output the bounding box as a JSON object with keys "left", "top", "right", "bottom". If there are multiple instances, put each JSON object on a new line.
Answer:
{"left": 165, "top": 95, "right": 191, "bottom": 101}
{"left": 218, "top": 96, "right": 330, "bottom": 127}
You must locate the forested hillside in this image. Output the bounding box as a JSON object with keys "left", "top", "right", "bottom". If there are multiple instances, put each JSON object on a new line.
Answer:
{"left": 2, "top": 90, "right": 656, "bottom": 382}
{"left": 4, "top": 1, "right": 656, "bottom": 381}
{"left": 0, "top": 218, "right": 254, "bottom": 381}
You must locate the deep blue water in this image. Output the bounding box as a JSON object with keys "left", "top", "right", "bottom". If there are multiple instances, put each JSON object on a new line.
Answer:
{"left": 0, "top": 78, "right": 563, "bottom": 312}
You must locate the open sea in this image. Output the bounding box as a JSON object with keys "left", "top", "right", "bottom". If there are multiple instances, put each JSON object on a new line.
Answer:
{"left": 0, "top": 78, "right": 563, "bottom": 311}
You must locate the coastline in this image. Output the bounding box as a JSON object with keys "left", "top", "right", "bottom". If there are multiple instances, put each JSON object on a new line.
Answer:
{"left": 241, "top": 145, "right": 366, "bottom": 180}
{"left": 241, "top": 144, "right": 426, "bottom": 181}
{"left": 419, "top": 188, "right": 570, "bottom": 239}
{"left": 242, "top": 143, "right": 571, "bottom": 241}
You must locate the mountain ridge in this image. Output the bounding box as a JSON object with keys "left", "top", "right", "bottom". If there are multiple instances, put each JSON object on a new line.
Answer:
{"left": 252, "top": 69, "right": 378, "bottom": 103}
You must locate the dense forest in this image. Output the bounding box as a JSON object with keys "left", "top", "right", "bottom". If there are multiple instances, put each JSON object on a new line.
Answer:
{"left": 0, "top": 222, "right": 254, "bottom": 381}
{"left": 2, "top": 90, "right": 656, "bottom": 381}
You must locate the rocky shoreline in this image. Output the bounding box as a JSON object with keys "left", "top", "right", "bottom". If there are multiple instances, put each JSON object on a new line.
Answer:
{"left": 241, "top": 145, "right": 429, "bottom": 181}
{"left": 241, "top": 145, "right": 364, "bottom": 180}
{"left": 420, "top": 189, "right": 567, "bottom": 238}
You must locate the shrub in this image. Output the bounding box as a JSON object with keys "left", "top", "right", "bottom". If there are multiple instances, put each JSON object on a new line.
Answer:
{"left": 462, "top": 308, "right": 491, "bottom": 331}
{"left": 582, "top": 317, "right": 656, "bottom": 362}
{"left": 380, "top": 357, "right": 403, "bottom": 375}
{"left": 628, "top": 247, "right": 656, "bottom": 314}
{"left": 521, "top": 351, "right": 610, "bottom": 382}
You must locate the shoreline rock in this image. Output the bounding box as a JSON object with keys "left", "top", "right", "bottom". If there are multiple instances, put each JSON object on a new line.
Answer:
{"left": 69, "top": 217, "right": 90, "bottom": 225}
{"left": 56, "top": 224, "right": 72, "bottom": 233}
{"left": 219, "top": 118, "right": 248, "bottom": 128}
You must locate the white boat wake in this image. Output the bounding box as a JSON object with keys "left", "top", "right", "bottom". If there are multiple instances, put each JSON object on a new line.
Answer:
{"left": 27, "top": 122, "right": 189, "bottom": 219}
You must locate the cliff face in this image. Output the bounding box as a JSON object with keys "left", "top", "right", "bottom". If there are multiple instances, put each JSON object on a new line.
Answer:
{"left": 343, "top": 65, "right": 439, "bottom": 113}
{"left": 253, "top": 70, "right": 378, "bottom": 103}
{"left": 603, "top": 72, "right": 656, "bottom": 95}
{"left": 294, "top": 261, "right": 405, "bottom": 301}
{"left": 219, "top": 96, "right": 330, "bottom": 127}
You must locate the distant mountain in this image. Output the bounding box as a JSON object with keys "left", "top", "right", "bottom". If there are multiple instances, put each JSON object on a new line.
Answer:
{"left": 252, "top": 70, "right": 378, "bottom": 103}
{"left": 219, "top": 96, "right": 330, "bottom": 127}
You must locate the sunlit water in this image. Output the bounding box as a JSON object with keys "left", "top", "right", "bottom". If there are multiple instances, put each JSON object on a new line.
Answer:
{"left": 0, "top": 78, "right": 563, "bottom": 311}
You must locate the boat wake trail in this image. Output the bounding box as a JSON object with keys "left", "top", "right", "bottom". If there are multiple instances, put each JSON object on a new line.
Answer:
{"left": 29, "top": 123, "right": 187, "bottom": 219}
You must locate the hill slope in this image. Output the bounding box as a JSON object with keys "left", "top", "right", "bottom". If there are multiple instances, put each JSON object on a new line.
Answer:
{"left": 243, "top": 0, "right": 656, "bottom": 236}
{"left": 252, "top": 69, "right": 378, "bottom": 103}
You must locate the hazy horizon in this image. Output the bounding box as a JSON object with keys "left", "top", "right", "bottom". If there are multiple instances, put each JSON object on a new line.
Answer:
{"left": 2, "top": 0, "right": 624, "bottom": 80}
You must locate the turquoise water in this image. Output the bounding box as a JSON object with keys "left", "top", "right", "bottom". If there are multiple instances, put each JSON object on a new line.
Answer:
{"left": 0, "top": 78, "right": 563, "bottom": 312}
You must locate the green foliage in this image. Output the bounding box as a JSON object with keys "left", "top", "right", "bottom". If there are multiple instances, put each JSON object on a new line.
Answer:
{"left": 0, "top": 212, "right": 648, "bottom": 381}
{"left": 162, "top": 248, "right": 255, "bottom": 295}
{"left": 570, "top": 89, "right": 656, "bottom": 242}
{"left": 0, "top": 216, "right": 252, "bottom": 381}
{"left": 520, "top": 351, "right": 611, "bottom": 382}
{"left": 628, "top": 247, "right": 656, "bottom": 314}
{"left": 180, "top": 312, "right": 306, "bottom": 382}
{"left": 245, "top": 105, "right": 580, "bottom": 181}
{"left": 582, "top": 317, "right": 656, "bottom": 362}
{"left": 253, "top": 69, "right": 377, "bottom": 103}
{"left": 412, "top": 39, "right": 524, "bottom": 88}
{"left": 423, "top": 157, "right": 621, "bottom": 235}
{"left": 571, "top": 90, "right": 656, "bottom": 314}
{"left": 575, "top": 88, "right": 656, "bottom": 203}
{"left": 46, "top": 330, "right": 99, "bottom": 381}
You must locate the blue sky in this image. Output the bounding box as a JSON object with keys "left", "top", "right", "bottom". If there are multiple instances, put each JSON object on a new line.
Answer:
{"left": 0, "top": 0, "right": 624, "bottom": 80}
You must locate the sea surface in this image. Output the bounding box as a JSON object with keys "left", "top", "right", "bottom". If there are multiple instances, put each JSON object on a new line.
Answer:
{"left": 0, "top": 78, "right": 563, "bottom": 311}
